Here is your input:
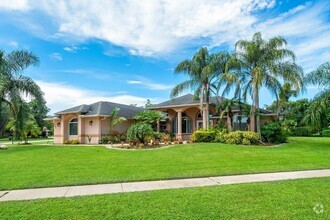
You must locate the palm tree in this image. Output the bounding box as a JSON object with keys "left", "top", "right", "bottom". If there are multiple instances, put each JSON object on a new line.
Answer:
{"left": 303, "top": 62, "right": 330, "bottom": 130}
{"left": 0, "top": 50, "right": 43, "bottom": 136}
{"left": 171, "top": 47, "right": 230, "bottom": 129}
{"left": 234, "top": 32, "right": 304, "bottom": 134}
{"left": 109, "top": 107, "right": 126, "bottom": 135}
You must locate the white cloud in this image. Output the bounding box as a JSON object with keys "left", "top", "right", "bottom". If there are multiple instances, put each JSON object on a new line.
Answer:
{"left": 9, "top": 41, "right": 18, "bottom": 47}
{"left": 127, "top": 79, "right": 174, "bottom": 90}
{"left": 0, "top": 0, "right": 29, "bottom": 11}
{"left": 36, "top": 81, "right": 160, "bottom": 114}
{"left": 1, "top": 0, "right": 275, "bottom": 56}
{"left": 49, "top": 53, "right": 63, "bottom": 61}
{"left": 63, "top": 45, "right": 87, "bottom": 53}
{"left": 127, "top": 80, "right": 143, "bottom": 85}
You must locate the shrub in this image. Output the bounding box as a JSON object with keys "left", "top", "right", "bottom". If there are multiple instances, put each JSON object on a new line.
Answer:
{"left": 321, "top": 129, "right": 330, "bottom": 137}
{"left": 126, "top": 123, "right": 154, "bottom": 144}
{"left": 261, "top": 122, "right": 287, "bottom": 144}
{"left": 153, "top": 132, "right": 162, "bottom": 140}
{"left": 190, "top": 129, "right": 218, "bottom": 142}
{"left": 223, "top": 131, "right": 260, "bottom": 145}
{"left": 64, "top": 139, "right": 80, "bottom": 144}
{"left": 291, "top": 126, "right": 316, "bottom": 137}
{"left": 101, "top": 136, "right": 120, "bottom": 144}
{"left": 160, "top": 133, "right": 171, "bottom": 142}
{"left": 281, "top": 119, "right": 297, "bottom": 135}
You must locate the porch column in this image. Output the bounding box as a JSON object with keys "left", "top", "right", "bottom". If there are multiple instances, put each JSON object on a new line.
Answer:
{"left": 60, "top": 116, "right": 65, "bottom": 144}
{"left": 156, "top": 119, "right": 160, "bottom": 132}
{"left": 202, "top": 109, "right": 207, "bottom": 129}
{"left": 78, "top": 117, "right": 83, "bottom": 143}
{"left": 177, "top": 110, "right": 182, "bottom": 140}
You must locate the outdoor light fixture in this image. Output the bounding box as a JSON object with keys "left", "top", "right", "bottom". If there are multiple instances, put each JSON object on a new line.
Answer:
{"left": 89, "top": 120, "right": 93, "bottom": 125}
{"left": 57, "top": 122, "right": 61, "bottom": 127}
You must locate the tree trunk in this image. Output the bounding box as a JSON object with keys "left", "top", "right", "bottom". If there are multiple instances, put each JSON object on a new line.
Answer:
{"left": 227, "top": 112, "right": 232, "bottom": 131}
{"left": 206, "top": 83, "right": 210, "bottom": 130}
{"left": 253, "top": 84, "right": 261, "bottom": 134}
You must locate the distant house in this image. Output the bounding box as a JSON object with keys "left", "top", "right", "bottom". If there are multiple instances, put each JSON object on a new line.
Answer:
{"left": 46, "top": 101, "right": 144, "bottom": 144}
{"left": 150, "top": 94, "right": 277, "bottom": 141}
{"left": 47, "top": 94, "right": 276, "bottom": 144}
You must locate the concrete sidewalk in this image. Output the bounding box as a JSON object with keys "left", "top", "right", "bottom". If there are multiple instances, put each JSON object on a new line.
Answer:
{"left": 1, "top": 169, "right": 329, "bottom": 202}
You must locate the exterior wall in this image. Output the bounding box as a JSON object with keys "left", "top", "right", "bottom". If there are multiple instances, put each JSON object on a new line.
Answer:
{"left": 101, "top": 118, "right": 134, "bottom": 135}
{"left": 53, "top": 115, "right": 135, "bottom": 144}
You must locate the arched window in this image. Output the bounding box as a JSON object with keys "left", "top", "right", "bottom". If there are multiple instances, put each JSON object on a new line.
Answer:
{"left": 172, "top": 113, "right": 193, "bottom": 134}
{"left": 69, "top": 118, "right": 78, "bottom": 135}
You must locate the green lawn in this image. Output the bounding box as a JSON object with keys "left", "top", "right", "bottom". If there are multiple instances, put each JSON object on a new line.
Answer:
{"left": 0, "top": 137, "right": 53, "bottom": 144}
{"left": 0, "top": 177, "right": 328, "bottom": 219}
{"left": 0, "top": 137, "right": 329, "bottom": 190}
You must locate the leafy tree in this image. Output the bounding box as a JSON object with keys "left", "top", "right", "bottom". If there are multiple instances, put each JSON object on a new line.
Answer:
{"left": 171, "top": 48, "right": 230, "bottom": 129}
{"left": 303, "top": 61, "right": 330, "bottom": 130}
{"left": 145, "top": 99, "right": 152, "bottom": 108}
{"left": 134, "top": 110, "right": 167, "bottom": 125}
{"left": 234, "top": 32, "right": 304, "bottom": 134}
{"left": 28, "top": 99, "right": 51, "bottom": 135}
{"left": 109, "top": 107, "right": 126, "bottom": 135}
{"left": 6, "top": 100, "right": 40, "bottom": 143}
{"left": 0, "top": 50, "right": 43, "bottom": 137}
{"left": 126, "top": 123, "right": 154, "bottom": 144}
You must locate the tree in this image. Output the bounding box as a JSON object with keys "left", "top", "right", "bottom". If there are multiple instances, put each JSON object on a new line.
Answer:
{"left": 145, "top": 99, "right": 152, "bottom": 108}
{"left": 303, "top": 62, "right": 330, "bottom": 130}
{"left": 6, "top": 100, "right": 40, "bottom": 143}
{"left": 0, "top": 50, "right": 43, "bottom": 137}
{"left": 28, "top": 99, "right": 51, "bottom": 136}
{"left": 234, "top": 32, "right": 304, "bottom": 134}
{"left": 126, "top": 123, "right": 154, "bottom": 144}
{"left": 108, "top": 108, "right": 126, "bottom": 135}
{"left": 171, "top": 48, "right": 230, "bottom": 129}
{"left": 134, "top": 110, "right": 167, "bottom": 125}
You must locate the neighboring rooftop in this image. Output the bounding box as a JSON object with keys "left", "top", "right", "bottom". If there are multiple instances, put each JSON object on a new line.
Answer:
{"left": 150, "top": 94, "right": 274, "bottom": 115}
{"left": 55, "top": 101, "right": 144, "bottom": 118}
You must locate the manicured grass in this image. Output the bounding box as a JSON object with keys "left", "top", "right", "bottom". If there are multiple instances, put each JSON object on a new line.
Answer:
{"left": 0, "top": 177, "right": 329, "bottom": 219}
{"left": 0, "top": 137, "right": 329, "bottom": 190}
{"left": 0, "top": 137, "right": 53, "bottom": 144}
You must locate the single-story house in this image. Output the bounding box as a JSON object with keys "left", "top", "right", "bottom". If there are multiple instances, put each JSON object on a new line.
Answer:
{"left": 46, "top": 101, "right": 144, "bottom": 144}
{"left": 47, "top": 94, "right": 276, "bottom": 144}
{"left": 149, "top": 94, "right": 277, "bottom": 140}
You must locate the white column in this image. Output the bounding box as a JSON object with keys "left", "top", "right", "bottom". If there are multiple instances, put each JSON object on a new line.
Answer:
{"left": 78, "top": 117, "right": 83, "bottom": 143}
{"left": 202, "top": 109, "right": 207, "bottom": 129}
{"left": 60, "top": 116, "right": 65, "bottom": 143}
{"left": 177, "top": 111, "right": 182, "bottom": 140}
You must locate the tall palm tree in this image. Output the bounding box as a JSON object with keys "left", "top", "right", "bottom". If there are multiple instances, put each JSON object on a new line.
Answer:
{"left": 303, "top": 62, "right": 330, "bottom": 130}
{"left": 171, "top": 47, "right": 230, "bottom": 129}
{"left": 234, "top": 32, "right": 304, "bottom": 134}
{"left": 109, "top": 107, "right": 126, "bottom": 135}
{"left": 0, "top": 50, "right": 43, "bottom": 136}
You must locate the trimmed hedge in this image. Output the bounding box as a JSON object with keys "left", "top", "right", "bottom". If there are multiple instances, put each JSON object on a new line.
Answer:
{"left": 222, "top": 131, "right": 260, "bottom": 145}
{"left": 191, "top": 129, "right": 260, "bottom": 145}
{"left": 291, "top": 126, "right": 316, "bottom": 137}
{"left": 321, "top": 129, "right": 330, "bottom": 137}
{"left": 261, "top": 122, "right": 287, "bottom": 144}
{"left": 190, "top": 130, "right": 218, "bottom": 142}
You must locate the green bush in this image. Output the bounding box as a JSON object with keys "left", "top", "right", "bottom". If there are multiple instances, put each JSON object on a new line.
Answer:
{"left": 223, "top": 131, "right": 260, "bottom": 145}
{"left": 153, "top": 132, "right": 162, "bottom": 140}
{"left": 101, "top": 136, "right": 120, "bottom": 144}
{"left": 261, "top": 122, "right": 287, "bottom": 144}
{"left": 321, "top": 129, "right": 330, "bottom": 137}
{"left": 190, "top": 129, "right": 218, "bottom": 142}
{"left": 63, "top": 139, "right": 80, "bottom": 144}
{"left": 291, "top": 126, "right": 315, "bottom": 137}
{"left": 126, "top": 123, "right": 154, "bottom": 143}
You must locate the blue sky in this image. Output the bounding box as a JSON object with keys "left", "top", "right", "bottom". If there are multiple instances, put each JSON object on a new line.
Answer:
{"left": 0, "top": 0, "right": 329, "bottom": 114}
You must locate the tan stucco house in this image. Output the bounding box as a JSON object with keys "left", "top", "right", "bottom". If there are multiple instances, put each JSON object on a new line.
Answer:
{"left": 47, "top": 101, "right": 144, "bottom": 144}
{"left": 48, "top": 94, "right": 276, "bottom": 144}
{"left": 150, "top": 94, "right": 277, "bottom": 140}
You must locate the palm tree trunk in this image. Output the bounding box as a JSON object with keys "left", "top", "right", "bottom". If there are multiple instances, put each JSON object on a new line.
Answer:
{"left": 206, "top": 83, "right": 210, "bottom": 130}
{"left": 253, "top": 85, "right": 261, "bottom": 134}
{"left": 227, "top": 113, "right": 232, "bottom": 131}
